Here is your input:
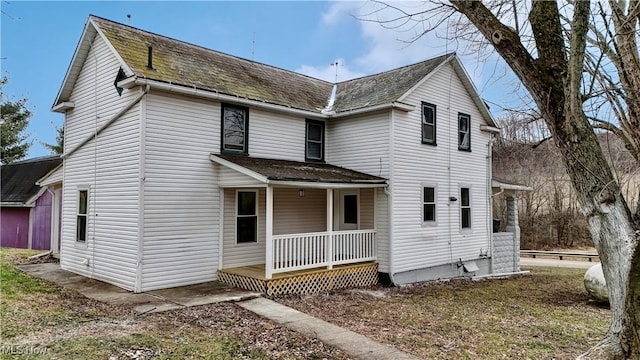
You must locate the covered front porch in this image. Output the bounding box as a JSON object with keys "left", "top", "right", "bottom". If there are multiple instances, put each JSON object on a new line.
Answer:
{"left": 211, "top": 154, "right": 387, "bottom": 295}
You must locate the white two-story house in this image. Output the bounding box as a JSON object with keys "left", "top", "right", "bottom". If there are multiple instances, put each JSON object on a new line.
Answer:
{"left": 51, "top": 15, "right": 523, "bottom": 295}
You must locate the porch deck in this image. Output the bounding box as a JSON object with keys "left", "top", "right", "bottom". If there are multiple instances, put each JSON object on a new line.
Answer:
{"left": 218, "top": 262, "right": 378, "bottom": 296}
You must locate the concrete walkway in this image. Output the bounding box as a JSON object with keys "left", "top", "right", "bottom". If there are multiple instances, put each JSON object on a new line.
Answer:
{"left": 18, "top": 262, "right": 421, "bottom": 359}
{"left": 239, "top": 297, "right": 421, "bottom": 360}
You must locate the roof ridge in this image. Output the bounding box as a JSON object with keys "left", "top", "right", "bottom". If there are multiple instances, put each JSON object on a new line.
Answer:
{"left": 88, "top": 15, "right": 333, "bottom": 86}
{"left": 336, "top": 52, "right": 455, "bottom": 85}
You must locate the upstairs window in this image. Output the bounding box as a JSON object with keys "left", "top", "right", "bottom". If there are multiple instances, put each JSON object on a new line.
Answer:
{"left": 422, "top": 102, "right": 436, "bottom": 145}
{"left": 422, "top": 186, "right": 436, "bottom": 223}
{"left": 222, "top": 104, "right": 249, "bottom": 154}
{"left": 461, "top": 187, "right": 471, "bottom": 229}
{"left": 76, "top": 190, "right": 88, "bottom": 242}
{"left": 306, "top": 120, "right": 325, "bottom": 161}
{"left": 458, "top": 113, "right": 471, "bottom": 151}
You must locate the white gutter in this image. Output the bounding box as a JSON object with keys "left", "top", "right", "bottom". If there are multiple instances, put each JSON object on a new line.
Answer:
{"left": 125, "top": 78, "right": 414, "bottom": 120}
{"left": 331, "top": 102, "right": 414, "bottom": 118}
{"left": 130, "top": 78, "right": 324, "bottom": 119}
{"left": 62, "top": 85, "right": 150, "bottom": 159}
{"left": 480, "top": 125, "right": 500, "bottom": 133}
{"left": 0, "top": 202, "right": 34, "bottom": 208}
{"left": 267, "top": 180, "right": 386, "bottom": 189}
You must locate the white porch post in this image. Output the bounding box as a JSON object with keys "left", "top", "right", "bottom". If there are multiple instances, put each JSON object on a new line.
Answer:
{"left": 327, "top": 188, "right": 334, "bottom": 269}
{"left": 265, "top": 186, "right": 274, "bottom": 279}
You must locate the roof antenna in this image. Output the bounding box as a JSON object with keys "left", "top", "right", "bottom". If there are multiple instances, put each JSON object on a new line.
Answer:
{"left": 126, "top": 14, "right": 131, "bottom": 24}
{"left": 330, "top": 60, "right": 339, "bottom": 83}
{"left": 251, "top": 32, "right": 256, "bottom": 61}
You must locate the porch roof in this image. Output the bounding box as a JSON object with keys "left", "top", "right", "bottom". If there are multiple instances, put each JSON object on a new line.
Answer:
{"left": 492, "top": 177, "right": 532, "bottom": 192}
{"left": 211, "top": 154, "right": 387, "bottom": 188}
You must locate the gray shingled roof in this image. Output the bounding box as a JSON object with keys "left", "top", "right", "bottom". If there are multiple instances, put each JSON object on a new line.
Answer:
{"left": 214, "top": 154, "right": 387, "bottom": 184}
{"left": 333, "top": 54, "right": 449, "bottom": 112}
{"left": 89, "top": 16, "right": 451, "bottom": 114}
{"left": 1, "top": 156, "right": 62, "bottom": 204}
{"left": 92, "top": 16, "right": 333, "bottom": 112}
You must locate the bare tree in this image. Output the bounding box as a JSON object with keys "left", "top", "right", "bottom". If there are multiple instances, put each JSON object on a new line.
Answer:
{"left": 366, "top": 1, "right": 639, "bottom": 357}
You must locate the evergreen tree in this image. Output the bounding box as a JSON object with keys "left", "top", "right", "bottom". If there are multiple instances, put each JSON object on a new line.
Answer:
{"left": 1, "top": 76, "right": 31, "bottom": 164}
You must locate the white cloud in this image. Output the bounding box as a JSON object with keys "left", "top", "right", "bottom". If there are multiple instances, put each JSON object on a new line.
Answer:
{"left": 306, "top": 1, "right": 519, "bottom": 114}
{"left": 296, "top": 58, "right": 366, "bottom": 83}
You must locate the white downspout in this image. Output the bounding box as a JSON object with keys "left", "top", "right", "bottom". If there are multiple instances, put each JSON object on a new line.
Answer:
{"left": 135, "top": 85, "right": 148, "bottom": 293}
{"left": 487, "top": 135, "right": 495, "bottom": 274}
{"left": 387, "top": 108, "right": 396, "bottom": 285}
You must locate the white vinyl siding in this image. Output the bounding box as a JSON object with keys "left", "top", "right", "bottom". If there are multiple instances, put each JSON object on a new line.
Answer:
{"left": 326, "top": 111, "right": 390, "bottom": 178}
{"left": 60, "top": 34, "right": 140, "bottom": 291}
{"left": 390, "top": 62, "right": 492, "bottom": 274}
{"left": 326, "top": 111, "right": 390, "bottom": 270}
{"left": 273, "top": 188, "right": 326, "bottom": 235}
{"left": 142, "top": 92, "right": 220, "bottom": 291}
{"left": 249, "top": 108, "right": 307, "bottom": 161}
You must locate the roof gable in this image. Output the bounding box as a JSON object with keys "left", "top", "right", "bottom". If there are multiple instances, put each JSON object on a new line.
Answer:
{"left": 1, "top": 156, "right": 62, "bottom": 204}
{"left": 333, "top": 54, "right": 450, "bottom": 113}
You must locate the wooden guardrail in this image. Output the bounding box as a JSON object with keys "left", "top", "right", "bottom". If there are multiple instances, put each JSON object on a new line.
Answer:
{"left": 520, "top": 250, "right": 600, "bottom": 262}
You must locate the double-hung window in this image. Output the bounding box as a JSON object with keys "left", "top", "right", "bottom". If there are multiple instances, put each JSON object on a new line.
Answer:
{"left": 306, "top": 120, "right": 325, "bottom": 161}
{"left": 461, "top": 187, "right": 471, "bottom": 229}
{"left": 422, "top": 102, "right": 436, "bottom": 145}
{"left": 422, "top": 186, "right": 436, "bottom": 223}
{"left": 76, "top": 189, "right": 88, "bottom": 242}
{"left": 458, "top": 113, "right": 471, "bottom": 151}
{"left": 237, "top": 191, "right": 257, "bottom": 243}
{"left": 222, "top": 104, "right": 249, "bottom": 154}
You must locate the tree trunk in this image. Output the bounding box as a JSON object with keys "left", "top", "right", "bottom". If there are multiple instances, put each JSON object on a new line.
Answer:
{"left": 450, "top": 1, "right": 640, "bottom": 357}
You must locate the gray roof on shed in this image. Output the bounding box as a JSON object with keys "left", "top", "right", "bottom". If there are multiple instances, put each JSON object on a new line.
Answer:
{"left": 1, "top": 156, "right": 62, "bottom": 204}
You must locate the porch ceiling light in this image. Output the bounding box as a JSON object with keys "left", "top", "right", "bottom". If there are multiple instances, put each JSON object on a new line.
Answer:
{"left": 299, "top": 189, "right": 305, "bottom": 197}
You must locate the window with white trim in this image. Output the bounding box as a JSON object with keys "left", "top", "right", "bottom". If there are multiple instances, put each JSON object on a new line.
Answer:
{"left": 422, "top": 102, "right": 436, "bottom": 145}
{"left": 461, "top": 187, "right": 471, "bottom": 229}
{"left": 222, "top": 104, "right": 249, "bottom": 154}
{"left": 236, "top": 191, "right": 257, "bottom": 243}
{"left": 422, "top": 187, "right": 436, "bottom": 223}
{"left": 76, "top": 190, "right": 88, "bottom": 242}
{"left": 458, "top": 113, "right": 471, "bottom": 151}
{"left": 305, "top": 119, "right": 324, "bottom": 161}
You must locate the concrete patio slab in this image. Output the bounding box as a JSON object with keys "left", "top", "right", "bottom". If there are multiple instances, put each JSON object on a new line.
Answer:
{"left": 17, "top": 263, "right": 260, "bottom": 314}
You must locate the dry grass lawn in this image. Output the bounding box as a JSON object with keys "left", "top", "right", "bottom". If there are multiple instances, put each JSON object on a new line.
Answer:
{"left": 2, "top": 248, "right": 609, "bottom": 359}
{"left": 276, "top": 267, "right": 609, "bottom": 360}
{"left": 0, "top": 248, "right": 350, "bottom": 360}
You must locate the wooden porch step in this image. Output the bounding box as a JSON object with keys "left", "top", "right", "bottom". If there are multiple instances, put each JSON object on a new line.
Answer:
{"left": 218, "top": 262, "right": 378, "bottom": 296}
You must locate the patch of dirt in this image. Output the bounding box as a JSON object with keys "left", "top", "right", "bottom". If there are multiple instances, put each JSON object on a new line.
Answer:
{"left": 15, "top": 318, "right": 147, "bottom": 346}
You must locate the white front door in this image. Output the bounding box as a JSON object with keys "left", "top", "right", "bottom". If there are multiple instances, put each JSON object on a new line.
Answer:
{"left": 334, "top": 190, "right": 359, "bottom": 230}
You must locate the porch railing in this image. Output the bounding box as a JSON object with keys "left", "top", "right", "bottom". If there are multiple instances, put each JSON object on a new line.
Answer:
{"left": 271, "top": 230, "right": 376, "bottom": 274}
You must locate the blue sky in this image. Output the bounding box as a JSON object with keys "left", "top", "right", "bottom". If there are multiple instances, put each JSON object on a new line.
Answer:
{"left": 2, "top": 1, "right": 516, "bottom": 158}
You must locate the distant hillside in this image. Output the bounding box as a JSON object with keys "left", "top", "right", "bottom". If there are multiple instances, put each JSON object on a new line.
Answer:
{"left": 492, "top": 132, "right": 638, "bottom": 250}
